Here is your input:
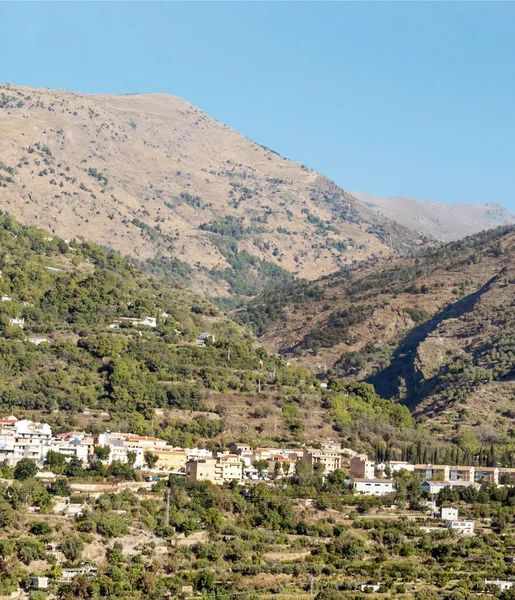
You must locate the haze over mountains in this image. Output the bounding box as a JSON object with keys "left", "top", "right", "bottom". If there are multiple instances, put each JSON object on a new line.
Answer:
{"left": 353, "top": 191, "right": 515, "bottom": 242}
{"left": 0, "top": 84, "right": 422, "bottom": 299}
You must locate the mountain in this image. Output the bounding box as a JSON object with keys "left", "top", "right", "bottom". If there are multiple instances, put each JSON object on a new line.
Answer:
{"left": 0, "top": 84, "right": 422, "bottom": 300}
{"left": 244, "top": 226, "right": 515, "bottom": 443}
{"left": 353, "top": 191, "right": 515, "bottom": 242}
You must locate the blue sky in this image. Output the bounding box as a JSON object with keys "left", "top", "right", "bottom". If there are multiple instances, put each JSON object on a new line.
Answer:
{"left": 1, "top": 2, "right": 514, "bottom": 209}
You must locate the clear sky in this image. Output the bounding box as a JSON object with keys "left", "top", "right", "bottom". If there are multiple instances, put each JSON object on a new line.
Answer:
{"left": 1, "top": 1, "right": 514, "bottom": 209}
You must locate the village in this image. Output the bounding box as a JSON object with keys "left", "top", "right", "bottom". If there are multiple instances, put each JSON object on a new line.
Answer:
{"left": 4, "top": 414, "right": 515, "bottom": 499}
{"left": 5, "top": 415, "right": 515, "bottom": 595}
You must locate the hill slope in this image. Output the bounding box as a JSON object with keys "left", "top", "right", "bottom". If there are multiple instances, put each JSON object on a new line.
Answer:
{"left": 0, "top": 84, "right": 421, "bottom": 299}
{"left": 246, "top": 226, "right": 515, "bottom": 443}
{"left": 353, "top": 191, "right": 515, "bottom": 242}
{"left": 0, "top": 214, "right": 438, "bottom": 457}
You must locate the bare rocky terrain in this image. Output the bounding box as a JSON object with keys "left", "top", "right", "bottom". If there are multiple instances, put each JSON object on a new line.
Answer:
{"left": 0, "top": 84, "right": 421, "bottom": 298}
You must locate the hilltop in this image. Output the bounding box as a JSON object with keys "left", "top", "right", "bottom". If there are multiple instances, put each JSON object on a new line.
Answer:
{"left": 245, "top": 226, "right": 515, "bottom": 444}
{"left": 353, "top": 191, "right": 515, "bottom": 242}
{"left": 0, "top": 84, "right": 423, "bottom": 299}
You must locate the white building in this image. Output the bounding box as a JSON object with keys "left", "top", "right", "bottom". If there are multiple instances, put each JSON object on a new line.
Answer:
{"left": 138, "top": 316, "right": 156, "bottom": 328}
{"left": 30, "top": 577, "right": 49, "bottom": 590}
{"left": 357, "top": 584, "right": 381, "bottom": 592}
{"left": 441, "top": 507, "right": 459, "bottom": 521}
{"left": 28, "top": 336, "right": 48, "bottom": 345}
{"left": 61, "top": 566, "right": 98, "bottom": 581}
{"left": 483, "top": 580, "right": 515, "bottom": 591}
{"left": 445, "top": 520, "right": 475, "bottom": 535}
{"left": 388, "top": 460, "right": 415, "bottom": 473}
{"left": 9, "top": 317, "right": 25, "bottom": 328}
{"left": 196, "top": 332, "right": 215, "bottom": 346}
{"left": 353, "top": 478, "right": 394, "bottom": 496}
{"left": 44, "top": 439, "right": 90, "bottom": 463}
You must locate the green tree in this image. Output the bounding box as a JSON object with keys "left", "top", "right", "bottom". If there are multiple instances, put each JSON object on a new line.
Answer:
{"left": 194, "top": 570, "right": 215, "bottom": 592}
{"left": 45, "top": 450, "right": 67, "bottom": 474}
{"left": 144, "top": 452, "right": 159, "bottom": 469}
{"left": 94, "top": 446, "right": 111, "bottom": 462}
{"left": 14, "top": 458, "right": 38, "bottom": 480}
{"left": 60, "top": 535, "right": 84, "bottom": 562}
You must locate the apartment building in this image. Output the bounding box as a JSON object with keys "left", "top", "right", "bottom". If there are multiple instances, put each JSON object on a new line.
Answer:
{"left": 474, "top": 467, "right": 499, "bottom": 484}
{"left": 145, "top": 448, "right": 187, "bottom": 471}
{"left": 414, "top": 464, "right": 450, "bottom": 481}
{"left": 303, "top": 444, "right": 346, "bottom": 474}
{"left": 186, "top": 455, "right": 243, "bottom": 484}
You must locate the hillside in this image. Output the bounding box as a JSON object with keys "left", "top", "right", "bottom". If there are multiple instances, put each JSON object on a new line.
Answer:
{"left": 0, "top": 84, "right": 423, "bottom": 300}
{"left": 0, "top": 214, "right": 440, "bottom": 459}
{"left": 246, "top": 226, "right": 515, "bottom": 443}
{"left": 353, "top": 191, "right": 515, "bottom": 242}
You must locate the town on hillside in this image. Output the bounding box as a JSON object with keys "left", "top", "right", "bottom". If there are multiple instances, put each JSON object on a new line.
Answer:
{"left": 3, "top": 414, "right": 515, "bottom": 492}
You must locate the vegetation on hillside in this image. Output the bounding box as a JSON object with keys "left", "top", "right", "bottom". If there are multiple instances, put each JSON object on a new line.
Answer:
{"left": 247, "top": 226, "right": 515, "bottom": 446}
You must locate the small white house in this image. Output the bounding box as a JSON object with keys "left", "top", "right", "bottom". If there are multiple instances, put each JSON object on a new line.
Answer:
{"left": 441, "top": 507, "right": 459, "bottom": 521}
{"left": 483, "top": 579, "right": 515, "bottom": 591}
{"left": 30, "top": 576, "right": 49, "bottom": 590}
{"left": 445, "top": 520, "right": 474, "bottom": 535}
{"left": 353, "top": 478, "right": 394, "bottom": 496}
{"left": 357, "top": 583, "right": 381, "bottom": 592}
{"left": 62, "top": 565, "right": 98, "bottom": 580}
{"left": 9, "top": 317, "right": 25, "bottom": 328}
{"left": 28, "top": 336, "right": 48, "bottom": 345}
{"left": 138, "top": 316, "right": 156, "bottom": 328}
{"left": 1, "top": 295, "right": 12, "bottom": 302}
{"left": 196, "top": 332, "right": 215, "bottom": 346}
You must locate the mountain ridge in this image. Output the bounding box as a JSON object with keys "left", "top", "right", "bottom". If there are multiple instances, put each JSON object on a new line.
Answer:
{"left": 0, "top": 83, "right": 422, "bottom": 299}
{"left": 352, "top": 191, "right": 515, "bottom": 242}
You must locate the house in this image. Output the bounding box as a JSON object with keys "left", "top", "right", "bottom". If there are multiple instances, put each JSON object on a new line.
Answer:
{"left": 353, "top": 478, "right": 394, "bottom": 496}
{"left": 61, "top": 565, "right": 98, "bottom": 580}
{"left": 66, "top": 503, "right": 85, "bottom": 517}
{"left": 445, "top": 520, "right": 475, "bottom": 535}
{"left": 483, "top": 579, "right": 515, "bottom": 591}
{"left": 196, "top": 332, "right": 215, "bottom": 346}
{"left": 230, "top": 442, "right": 252, "bottom": 455}
{"left": 8, "top": 317, "right": 25, "bottom": 328}
{"left": 441, "top": 507, "right": 459, "bottom": 521}
{"left": 448, "top": 465, "right": 474, "bottom": 482}
{"left": 109, "top": 316, "right": 157, "bottom": 329}
{"left": 498, "top": 468, "right": 515, "bottom": 484}
{"left": 30, "top": 576, "right": 49, "bottom": 590}
{"left": 1, "top": 295, "right": 12, "bottom": 302}
{"left": 422, "top": 480, "right": 480, "bottom": 495}
{"left": 350, "top": 454, "right": 375, "bottom": 479}
{"left": 28, "top": 336, "right": 48, "bottom": 345}
{"left": 357, "top": 583, "right": 381, "bottom": 592}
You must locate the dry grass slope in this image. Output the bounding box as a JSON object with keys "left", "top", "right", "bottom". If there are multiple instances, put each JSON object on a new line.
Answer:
{"left": 0, "top": 84, "right": 421, "bottom": 298}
